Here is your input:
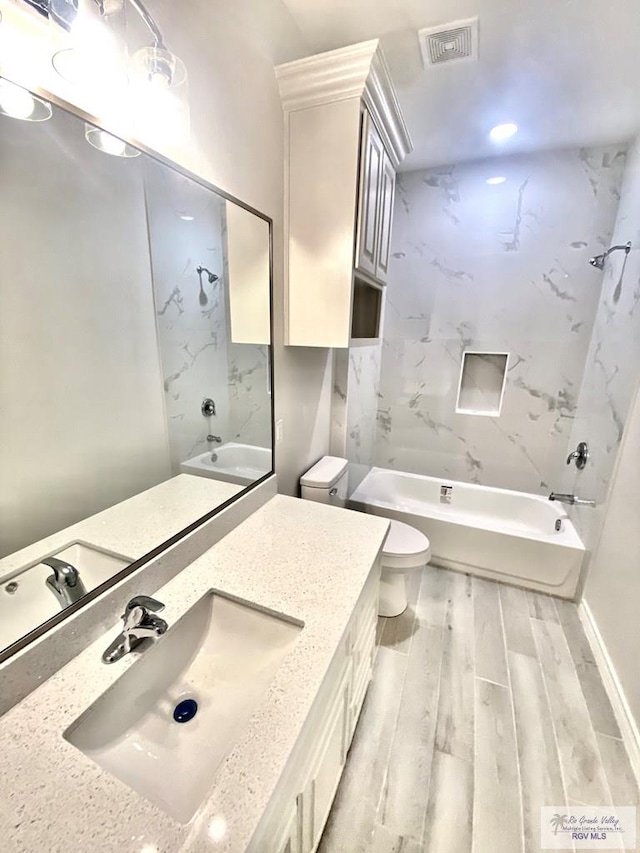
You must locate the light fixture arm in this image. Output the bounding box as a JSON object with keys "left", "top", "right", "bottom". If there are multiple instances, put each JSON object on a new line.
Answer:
{"left": 90, "top": 0, "right": 166, "bottom": 48}
{"left": 126, "top": 0, "right": 166, "bottom": 49}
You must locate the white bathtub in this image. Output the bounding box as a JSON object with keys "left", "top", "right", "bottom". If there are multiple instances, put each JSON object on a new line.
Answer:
{"left": 349, "top": 467, "right": 585, "bottom": 598}
{"left": 180, "top": 443, "right": 271, "bottom": 486}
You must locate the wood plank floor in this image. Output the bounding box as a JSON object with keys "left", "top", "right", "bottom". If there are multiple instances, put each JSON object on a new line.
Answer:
{"left": 318, "top": 566, "right": 640, "bottom": 853}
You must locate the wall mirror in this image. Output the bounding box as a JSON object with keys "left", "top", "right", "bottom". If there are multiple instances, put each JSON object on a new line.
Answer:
{"left": 0, "top": 79, "right": 273, "bottom": 659}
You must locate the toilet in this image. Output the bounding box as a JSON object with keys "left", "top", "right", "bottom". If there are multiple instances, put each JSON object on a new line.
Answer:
{"left": 300, "top": 456, "right": 431, "bottom": 617}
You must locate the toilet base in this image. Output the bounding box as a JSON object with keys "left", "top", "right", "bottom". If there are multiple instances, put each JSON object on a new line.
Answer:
{"left": 378, "top": 570, "right": 408, "bottom": 618}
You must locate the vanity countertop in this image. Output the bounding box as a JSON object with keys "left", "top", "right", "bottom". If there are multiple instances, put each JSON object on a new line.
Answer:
{"left": 0, "top": 474, "right": 243, "bottom": 582}
{"left": 0, "top": 494, "right": 389, "bottom": 853}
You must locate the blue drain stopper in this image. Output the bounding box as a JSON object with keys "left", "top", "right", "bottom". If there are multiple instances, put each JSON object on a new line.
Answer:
{"left": 173, "top": 698, "right": 198, "bottom": 723}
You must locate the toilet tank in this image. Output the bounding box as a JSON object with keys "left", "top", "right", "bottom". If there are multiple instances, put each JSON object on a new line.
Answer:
{"left": 300, "top": 456, "right": 349, "bottom": 507}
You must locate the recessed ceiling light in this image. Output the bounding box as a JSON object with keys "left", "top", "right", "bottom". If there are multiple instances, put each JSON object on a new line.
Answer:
{"left": 486, "top": 176, "right": 507, "bottom": 185}
{"left": 179, "top": 213, "right": 195, "bottom": 221}
{"left": 489, "top": 122, "right": 518, "bottom": 142}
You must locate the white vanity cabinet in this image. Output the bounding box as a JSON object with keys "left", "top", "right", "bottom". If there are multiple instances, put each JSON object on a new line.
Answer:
{"left": 277, "top": 40, "right": 411, "bottom": 348}
{"left": 248, "top": 564, "right": 379, "bottom": 853}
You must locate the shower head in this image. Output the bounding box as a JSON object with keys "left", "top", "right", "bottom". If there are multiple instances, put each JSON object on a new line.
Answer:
{"left": 589, "top": 242, "right": 632, "bottom": 270}
{"left": 196, "top": 265, "right": 218, "bottom": 284}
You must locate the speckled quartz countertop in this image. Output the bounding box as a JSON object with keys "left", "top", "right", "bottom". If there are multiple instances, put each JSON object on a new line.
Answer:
{"left": 0, "top": 474, "right": 243, "bottom": 582}
{"left": 0, "top": 494, "right": 389, "bottom": 853}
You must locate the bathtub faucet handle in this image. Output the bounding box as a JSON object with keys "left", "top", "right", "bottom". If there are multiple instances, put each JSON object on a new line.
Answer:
{"left": 566, "top": 441, "right": 589, "bottom": 470}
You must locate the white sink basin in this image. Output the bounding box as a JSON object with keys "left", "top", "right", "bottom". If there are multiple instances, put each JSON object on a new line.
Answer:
{"left": 180, "top": 442, "right": 271, "bottom": 486}
{"left": 64, "top": 591, "right": 302, "bottom": 823}
{"left": 0, "top": 543, "right": 131, "bottom": 649}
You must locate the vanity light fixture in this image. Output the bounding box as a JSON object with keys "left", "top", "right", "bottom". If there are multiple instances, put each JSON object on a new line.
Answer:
{"left": 130, "top": 45, "right": 190, "bottom": 148}
{"left": 0, "top": 78, "right": 52, "bottom": 121}
{"left": 51, "top": 0, "right": 129, "bottom": 91}
{"left": 486, "top": 176, "right": 506, "bottom": 185}
{"left": 489, "top": 122, "right": 518, "bottom": 142}
{"left": 46, "top": 0, "right": 191, "bottom": 146}
{"left": 85, "top": 122, "right": 140, "bottom": 157}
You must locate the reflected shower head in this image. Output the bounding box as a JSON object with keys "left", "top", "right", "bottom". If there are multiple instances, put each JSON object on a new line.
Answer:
{"left": 589, "top": 242, "right": 632, "bottom": 270}
{"left": 196, "top": 265, "right": 218, "bottom": 284}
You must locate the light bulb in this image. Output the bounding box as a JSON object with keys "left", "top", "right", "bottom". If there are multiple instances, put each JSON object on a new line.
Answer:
{"left": 486, "top": 176, "right": 507, "bottom": 185}
{"left": 84, "top": 124, "right": 140, "bottom": 157}
{"left": 0, "top": 80, "right": 35, "bottom": 119}
{"left": 98, "top": 132, "right": 126, "bottom": 156}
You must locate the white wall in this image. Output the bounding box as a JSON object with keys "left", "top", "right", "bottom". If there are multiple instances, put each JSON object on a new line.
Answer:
{"left": 583, "top": 375, "right": 640, "bottom": 734}
{"left": 0, "top": 107, "right": 170, "bottom": 557}
{"left": 0, "top": 0, "right": 333, "bottom": 497}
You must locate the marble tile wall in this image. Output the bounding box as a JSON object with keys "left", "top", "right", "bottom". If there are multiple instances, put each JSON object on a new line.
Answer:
{"left": 145, "top": 161, "right": 231, "bottom": 473}
{"left": 364, "top": 144, "right": 628, "bottom": 495}
{"left": 145, "top": 161, "right": 272, "bottom": 473}
{"left": 563, "top": 135, "right": 640, "bottom": 553}
{"left": 344, "top": 343, "right": 382, "bottom": 491}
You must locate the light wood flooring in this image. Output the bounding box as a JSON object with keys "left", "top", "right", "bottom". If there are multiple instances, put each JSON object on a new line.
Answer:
{"left": 318, "top": 566, "right": 640, "bottom": 853}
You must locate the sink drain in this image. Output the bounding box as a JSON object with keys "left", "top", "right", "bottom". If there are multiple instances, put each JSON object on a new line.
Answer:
{"left": 173, "top": 698, "right": 198, "bottom": 724}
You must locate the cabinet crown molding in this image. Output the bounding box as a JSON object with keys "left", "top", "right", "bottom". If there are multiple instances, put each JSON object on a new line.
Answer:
{"left": 276, "top": 39, "right": 412, "bottom": 168}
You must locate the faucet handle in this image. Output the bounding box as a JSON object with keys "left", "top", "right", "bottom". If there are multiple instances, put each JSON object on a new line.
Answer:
{"left": 123, "top": 595, "right": 165, "bottom": 617}
{"left": 122, "top": 604, "right": 146, "bottom": 633}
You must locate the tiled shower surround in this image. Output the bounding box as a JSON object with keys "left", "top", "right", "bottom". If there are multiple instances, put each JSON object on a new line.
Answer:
{"left": 342, "top": 144, "right": 631, "bottom": 496}
{"left": 144, "top": 160, "right": 271, "bottom": 474}
{"left": 564, "top": 135, "right": 640, "bottom": 550}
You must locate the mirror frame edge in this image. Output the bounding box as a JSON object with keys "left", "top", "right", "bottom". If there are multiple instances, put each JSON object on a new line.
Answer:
{"left": 0, "top": 77, "right": 277, "bottom": 666}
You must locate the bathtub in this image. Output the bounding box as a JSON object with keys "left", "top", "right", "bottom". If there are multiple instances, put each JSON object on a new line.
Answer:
{"left": 180, "top": 443, "right": 271, "bottom": 486}
{"left": 349, "top": 467, "right": 585, "bottom": 598}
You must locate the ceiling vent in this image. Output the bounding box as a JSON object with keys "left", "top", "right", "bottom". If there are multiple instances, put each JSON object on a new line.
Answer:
{"left": 418, "top": 17, "right": 478, "bottom": 67}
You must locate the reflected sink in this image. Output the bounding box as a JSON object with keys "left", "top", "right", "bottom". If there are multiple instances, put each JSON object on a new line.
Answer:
{"left": 64, "top": 591, "right": 302, "bottom": 823}
{"left": 0, "top": 543, "right": 131, "bottom": 650}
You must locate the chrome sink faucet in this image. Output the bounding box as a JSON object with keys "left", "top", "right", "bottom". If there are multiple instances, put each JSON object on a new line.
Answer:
{"left": 42, "top": 557, "right": 88, "bottom": 609}
{"left": 102, "top": 595, "right": 168, "bottom": 664}
{"left": 549, "top": 493, "right": 596, "bottom": 508}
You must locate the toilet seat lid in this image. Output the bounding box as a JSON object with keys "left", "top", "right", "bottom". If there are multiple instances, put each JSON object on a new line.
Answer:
{"left": 383, "top": 520, "right": 430, "bottom": 559}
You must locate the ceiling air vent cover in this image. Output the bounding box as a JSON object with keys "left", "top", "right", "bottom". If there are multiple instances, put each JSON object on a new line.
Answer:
{"left": 418, "top": 17, "right": 478, "bottom": 67}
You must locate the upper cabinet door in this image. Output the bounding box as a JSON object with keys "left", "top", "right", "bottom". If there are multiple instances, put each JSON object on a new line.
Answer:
{"left": 355, "top": 112, "right": 384, "bottom": 279}
{"left": 375, "top": 150, "right": 396, "bottom": 283}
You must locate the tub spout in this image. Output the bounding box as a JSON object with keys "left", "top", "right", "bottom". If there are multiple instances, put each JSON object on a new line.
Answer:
{"left": 549, "top": 493, "right": 596, "bottom": 507}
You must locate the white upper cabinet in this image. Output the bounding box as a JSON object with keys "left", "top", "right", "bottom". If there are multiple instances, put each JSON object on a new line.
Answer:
{"left": 355, "top": 112, "right": 396, "bottom": 285}
{"left": 277, "top": 40, "right": 412, "bottom": 348}
{"left": 356, "top": 111, "right": 384, "bottom": 279}
{"left": 375, "top": 147, "right": 396, "bottom": 282}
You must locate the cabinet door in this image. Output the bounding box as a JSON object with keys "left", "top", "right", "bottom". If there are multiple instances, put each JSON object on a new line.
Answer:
{"left": 355, "top": 113, "right": 384, "bottom": 279}
{"left": 274, "top": 801, "right": 301, "bottom": 853}
{"left": 375, "top": 150, "right": 396, "bottom": 282}
{"left": 300, "top": 665, "right": 351, "bottom": 853}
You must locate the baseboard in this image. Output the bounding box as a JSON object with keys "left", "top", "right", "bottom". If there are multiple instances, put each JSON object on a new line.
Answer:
{"left": 579, "top": 599, "right": 640, "bottom": 785}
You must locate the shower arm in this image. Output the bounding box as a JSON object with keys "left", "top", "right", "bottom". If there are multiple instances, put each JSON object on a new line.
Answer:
{"left": 606, "top": 243, "right": 632, "bottom": 257}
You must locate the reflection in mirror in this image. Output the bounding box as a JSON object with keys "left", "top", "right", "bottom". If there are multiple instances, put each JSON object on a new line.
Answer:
{"left": 0, "top": 82, "right": 273, "bottom": 656}
{"left": 143, "top": 159, "right": 272, "bottom": 487}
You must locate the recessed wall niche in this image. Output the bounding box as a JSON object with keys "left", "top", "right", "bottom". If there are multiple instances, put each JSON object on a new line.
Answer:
{"left": 456, "top": 352, "right": 509, "bottom": 416}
